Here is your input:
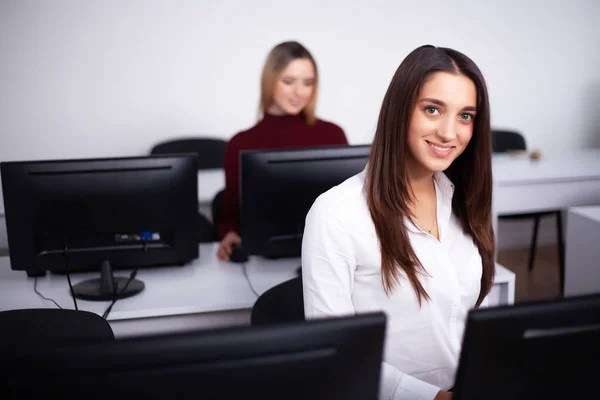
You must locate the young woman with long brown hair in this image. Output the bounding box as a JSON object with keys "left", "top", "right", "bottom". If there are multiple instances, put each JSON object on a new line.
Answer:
{"left": 301, "top": 45, "right": 495, "bottom": 400}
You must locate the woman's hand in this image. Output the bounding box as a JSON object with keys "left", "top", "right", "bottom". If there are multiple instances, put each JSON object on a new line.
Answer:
{"left": 217, "top": 231, "right": 242, "bottom": 261}
{"left": 434, "top": 390, "right": 452, "bottom": 400}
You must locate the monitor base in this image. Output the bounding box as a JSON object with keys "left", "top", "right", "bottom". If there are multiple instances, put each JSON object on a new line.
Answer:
{"left": 72, "top": 260, "right": 144, "bottom": 301}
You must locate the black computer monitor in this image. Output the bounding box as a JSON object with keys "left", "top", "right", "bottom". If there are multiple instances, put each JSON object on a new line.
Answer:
{"left": 0, "top": 154, "right": 199, "bottom": 300}
{"left": 6, "top": 312, "right": 386, "bottom": 400}
{"left": 240, "top": 144, "right": 370, "bottom": 259}
{"left": 453, "top": 293, "right": 600, "bottom": 399}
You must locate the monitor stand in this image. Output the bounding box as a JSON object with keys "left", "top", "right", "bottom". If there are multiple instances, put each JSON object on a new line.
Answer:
{"left": 71, "top": 260, "right": 144, "bottom": 301}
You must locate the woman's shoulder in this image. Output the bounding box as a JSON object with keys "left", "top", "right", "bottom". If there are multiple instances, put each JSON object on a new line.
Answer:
{"left": 313, "top": 118, "right": 348, "bottom": 145}
{"left": 226, "top": 121, "right": 265, "bottom": 150}
{"left": 314, "top": 118, "right": 344, "bottom": 133}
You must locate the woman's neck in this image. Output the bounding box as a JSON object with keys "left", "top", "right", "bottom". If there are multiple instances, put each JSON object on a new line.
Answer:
{"left": 406, "top": 160, "right": 438, "bottom": 239}
{"left": 262, "top": 110, "right": 305, "bottom": 125}
{"left": 267, "top": 103, "right": 286, "bottom": 116}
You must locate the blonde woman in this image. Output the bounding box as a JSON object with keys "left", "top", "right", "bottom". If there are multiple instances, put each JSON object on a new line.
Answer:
{"left": 217, "top": 41, "right": 348, "bottom": 261}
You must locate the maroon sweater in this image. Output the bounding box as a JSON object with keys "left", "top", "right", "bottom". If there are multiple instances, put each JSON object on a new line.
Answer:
{"left": 218, "top": 112, "right": 348, "bottom": 239}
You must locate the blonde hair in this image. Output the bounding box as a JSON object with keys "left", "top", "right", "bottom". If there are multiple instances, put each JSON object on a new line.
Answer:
{"left": 259, "top": 41, "right": 319, "bottom": 126}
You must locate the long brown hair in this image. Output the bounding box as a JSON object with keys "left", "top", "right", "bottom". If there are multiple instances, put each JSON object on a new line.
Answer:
{"left": 259, "top": 41, "right": 319, "bottom": 126}
{"left": 366, "top": 45, "right": 495, "bottom": 308}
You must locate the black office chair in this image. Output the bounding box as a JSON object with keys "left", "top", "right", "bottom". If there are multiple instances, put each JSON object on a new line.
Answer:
{"left": 150, "top": 137, "right": 228, "bottom": 243}
{"left": 211, "top": 189, "right": 225, "bottom": 238}
{"left": 492, "top": 130, "right": 565, "bottom": 291}
{"left": 492, "top": 129, "right": 527, "bottom": 152}
{"left": 0, "top": 308, "right": 115, "bottom": 355}
{"left": 251, "top": 276, "right": 305, "bottom": 326}
{"left": 150, "top": 138, "right": 227, "bottom": 170}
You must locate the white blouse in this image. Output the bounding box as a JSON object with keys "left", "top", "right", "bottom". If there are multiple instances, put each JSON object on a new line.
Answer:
{"left": 301, "top": 168, "right": 485, "bottom": 400}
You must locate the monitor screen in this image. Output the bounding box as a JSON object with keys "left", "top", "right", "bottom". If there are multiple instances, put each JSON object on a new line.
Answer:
{"left": 6, "top": 312, "right": 386, "bottom": 400}
{"left": 453, "top": 293, "right": 600, "bottom": 399}
{"left": 0, "top": 154, "right": 199, "bottom": 276}
{"left": 240, "top": 144, "right": 370, "bottom": 258}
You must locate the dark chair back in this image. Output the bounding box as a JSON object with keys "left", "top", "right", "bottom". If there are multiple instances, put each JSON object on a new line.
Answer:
{"left": 150, "top": 138, "right": 227, "bottom": 170}
{"left": 211, "top": 189, "right": 224, "bottom": 235}
{"left": 251, "top": 276, "right": 305, "bottom": 326}
{"left": 194, "top": 212, "right": 218, "bottom": 243}
{"left": 0, "top": 308, "right": 115, "bottom": 355}
{"left": 150, "top": 137, "right": 227, "bottom": 243}
{"left": 492, "top": 130, "right": 527, "bottom": 153}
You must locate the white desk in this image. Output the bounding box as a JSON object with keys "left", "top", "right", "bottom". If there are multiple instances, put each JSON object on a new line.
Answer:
{"left": 492, "top": 148, "right": 600, "bottom": 252}
{"left": 564, "top": 205, "right": 600, "bottom": 297}
{"left": 0, "top": 242, "right": 514, "bottom": 338}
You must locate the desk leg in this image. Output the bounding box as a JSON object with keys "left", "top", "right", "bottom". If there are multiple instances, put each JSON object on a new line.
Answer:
{"left": 492, "top": 212, "right": 499, "bottom": 262}
{"left": 492, "top": 183, "right": 499, "bottom": 262}
{"left": 506, "top": 275, "right": 515, "bottom": 305}
{"left": 556, "top": 210, "right": 565, "bottom": 296}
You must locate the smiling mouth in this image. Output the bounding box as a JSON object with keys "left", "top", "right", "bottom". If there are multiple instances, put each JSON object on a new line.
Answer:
{"left": 426, "top": 141, "right": 454, "bottom": 153}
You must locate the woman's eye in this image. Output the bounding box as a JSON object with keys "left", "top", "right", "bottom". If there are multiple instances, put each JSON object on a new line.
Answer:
{"left": 460, "top": 113, "right": 473, "bottom": 121}
{"left": 425, "top": 106, "right": 439, "bottom": 115}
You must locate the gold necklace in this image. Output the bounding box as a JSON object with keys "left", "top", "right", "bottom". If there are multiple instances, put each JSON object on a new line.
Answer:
{"left": 426, "top": 206, "right": 437, "bottom": 234}
{"left": 413, "top": 178, "right": 437, "bottom": 234}
{"left": 413, "top": 206, "right": 437, "bottom": 234}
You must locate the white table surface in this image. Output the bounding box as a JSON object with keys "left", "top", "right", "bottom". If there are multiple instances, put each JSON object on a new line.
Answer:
{"left": 491, "top": 148, "right": 600, "bottom": 255}
{"left": 569, "top": 205, "right": 600, "bottom": 221}
{"left": 0, "top": 242, "right": 514, "bottom": 321}
{"left": 492, "top": 148, "right": 600, "bottom": 185}
{"left": 492, "top": 148, "right": 600, "bottom": 216}
{"left": 0, "top": 242, "right": 300, "bottom": 321}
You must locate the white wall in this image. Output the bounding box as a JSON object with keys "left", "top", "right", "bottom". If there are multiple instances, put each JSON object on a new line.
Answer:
{"left": 1, "top": 0, "right": 599, "bottom": 249}
{"left": 1, "top": 0, "right": 599, "bottom": 161}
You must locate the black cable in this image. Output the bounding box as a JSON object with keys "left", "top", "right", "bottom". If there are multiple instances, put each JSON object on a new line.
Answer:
{"left": 242, "top": 262, "right": 260, "bottom": 298}
{"left": 102, "top": 241, "right": 147, "bottom": 319}
{"left": 106, "top": 263, "right": 121, "bottom": 318}
{"left": 102, "top": 267, "right": 139, "bottom": 320}
{"left": 33, "top": 277, "right": 63, "bottom": 309}
{"left": 63, "top": 240, "right": 78, "bottom": 310}
{"left": 103, "top": 275, "right": 120, "bottom": 319}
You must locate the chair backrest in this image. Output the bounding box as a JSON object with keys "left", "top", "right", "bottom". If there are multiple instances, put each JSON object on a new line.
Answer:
{"left": 150, "top": 137, "right": 226, "bottom": 242}
{"left": 251, "top": 276, "right": 305, "bottom": 326}
{"left": 492, "top": 130, "right": 527, "bottom": 153}
{"left": 211, "top": 189, "right": 224, "bottom": 230}
{"left": 194, "top": 212, "right": 219, "bottom": 243}
{"left": 0, "top": 308, "right": 115, "bottom": 355}
{"left": 150, "top": 138, "right": 228, "bottom": 170}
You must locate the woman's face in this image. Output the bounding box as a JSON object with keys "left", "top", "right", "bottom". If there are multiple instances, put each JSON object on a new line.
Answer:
{"left": 268, "top": 58, "right": 315, "bottom": 116}
{"left": 407, "top": 71, "right": 477, "bottom": 175}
